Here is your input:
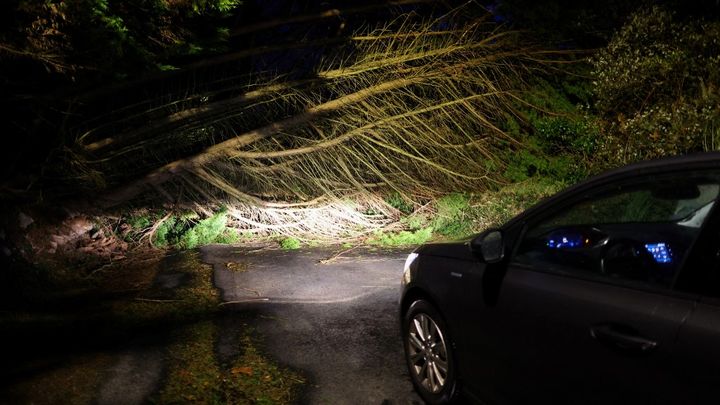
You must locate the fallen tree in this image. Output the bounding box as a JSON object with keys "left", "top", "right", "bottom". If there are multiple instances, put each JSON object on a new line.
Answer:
{"left": 64, "top": 13, "right": 549, "bottom": 204}
{"left": 40, "top": 9, "right": 564, "bottom": 241}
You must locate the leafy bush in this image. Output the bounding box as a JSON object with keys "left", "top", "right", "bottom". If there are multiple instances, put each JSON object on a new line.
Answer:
{"left": 534, "top": 116, "right": 599, "bottom": 156}
{"left": 502, "top": 75, "right": 601, "bottom": 184}
{"left": 179, "top": 211, "right": 237, "bottom": 249}
{"left": 593, "top": 6, "right": 719, "bottom": 115}
{"left": 279, "top": 237, "right": 301, "bottom": 250}
{"left": 216, "top": 229, "right": 241, "bottom": 244}
{"left": 179, "top": 228, "right": 201, "bottom": 250}
{"left": 6, "top": 0, "right": 244, "bottom": 77}
{"left": 128, "top": 215, "right": 151, "bottom": 230}
{"left": 186, "top": 0, "right": 242, "bottom": 15}
{"left": 469, "top": 178, "right": 564, "bottom": 230}
{"left": 504, "top": 147, "right": 589, "bottom": 184}
{"left": 432, "top": 193, "right": 473, "bottom": 238}
{"left": 151, "top": 210, "right": 238, "bottom": 249}
{"left": 154, "top": 217, "right": 182, "bottom": 247}
{"left": 401, "top": 213, "right": 429, "bottom": 231}
{"left": 121, "top": 213, "right": 154, "bottom": 242}
{"left": 153, "top": 216, "right": 188, "bottom": 247}
{"left": 592, "top": 6, "right": 720, "bottom": 165}
{"left": 385, "top": 192, "right": 414, "bottom": 214}
{"left": 601, "top": 98, "right": 720, "bottom": 164}
{"left": 369, "top": 227, "right": 434, "bottom": 246}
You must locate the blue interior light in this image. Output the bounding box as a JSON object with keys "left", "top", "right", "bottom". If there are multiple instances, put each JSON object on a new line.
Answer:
{"left": 644, "top": 243, "right": 672, "bottom": 264}
{"left": 547, "top": 233, "right": 582, "bottom": 249}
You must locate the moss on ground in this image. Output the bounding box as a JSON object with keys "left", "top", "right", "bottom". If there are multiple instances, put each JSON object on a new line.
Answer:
{"left": 158, "top": 321, "right": 304, "bottom": 404}
{"left": 1, "top": 251, "right": 303, "bottom": 404}
{"left": 278, "top": 237, "right": 301, "bottom": 250}
{"left": 368, "top": 227, "right": 434, "bottom": 246}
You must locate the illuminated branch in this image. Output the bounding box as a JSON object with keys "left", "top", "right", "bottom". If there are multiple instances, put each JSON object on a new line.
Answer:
{"left": 70, "top": 12, "right": 562, "bottom": 215}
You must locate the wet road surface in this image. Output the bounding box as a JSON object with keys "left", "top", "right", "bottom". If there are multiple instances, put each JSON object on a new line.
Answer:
{"left": 201, "top": 245, "right": 423, "bottom": 405}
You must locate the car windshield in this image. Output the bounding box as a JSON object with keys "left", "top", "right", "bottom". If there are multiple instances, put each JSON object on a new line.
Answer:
{"left": 677, "top": 200, "right": 716, "bottom": 228}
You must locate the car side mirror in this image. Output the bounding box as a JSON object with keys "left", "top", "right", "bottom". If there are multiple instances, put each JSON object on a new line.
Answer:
{"left": 470, "top": 229, "right": 504, "bottom": 263}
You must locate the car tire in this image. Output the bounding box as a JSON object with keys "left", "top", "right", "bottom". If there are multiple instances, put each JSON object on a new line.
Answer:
{"left": 403, "top": 299, "right": 459, "bottom": 404}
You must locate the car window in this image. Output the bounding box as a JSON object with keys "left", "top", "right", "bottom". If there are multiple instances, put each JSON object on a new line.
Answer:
{"left": 512, "top": 173, "right": 720, "bottom": 289}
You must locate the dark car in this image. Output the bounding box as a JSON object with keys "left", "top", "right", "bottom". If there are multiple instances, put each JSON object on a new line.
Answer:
{"left": 399, "top": 152, "right": 720, "bottom": 404}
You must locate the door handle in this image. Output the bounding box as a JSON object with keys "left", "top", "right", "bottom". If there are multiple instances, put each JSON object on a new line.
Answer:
{"left": 590, "top": 323, "right": 658, "bottom": 353}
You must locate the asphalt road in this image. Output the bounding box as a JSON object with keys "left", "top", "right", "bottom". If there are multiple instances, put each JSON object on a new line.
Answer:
{"left": 201, "top": 245, "right": 423, "bottom": 405}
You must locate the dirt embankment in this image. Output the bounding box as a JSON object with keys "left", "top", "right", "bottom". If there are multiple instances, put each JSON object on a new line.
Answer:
{"left": 0, "top": 205, "right": 132, "bottom": 295}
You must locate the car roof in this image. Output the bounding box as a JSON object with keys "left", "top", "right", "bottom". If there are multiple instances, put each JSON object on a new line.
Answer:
{"left": 595, "top": 151, "right": 720, "bottom": 178}
{"left": 503, "top": 151, "right": 720, "bottom": 229}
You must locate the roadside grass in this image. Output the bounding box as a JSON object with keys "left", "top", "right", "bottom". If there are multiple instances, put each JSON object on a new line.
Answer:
{"left": 468, "top": 178, "right": 564, "bottom": 231}
{"left": 368, "top": 227, "right": 434, "bottom": 247}
{"left": 369, "top": 178, "right": 564, "bottom": 246}
{"left": 279, "top": 237, "right": 301, "bottom": 250}
{"left": 432, "top": 193, "right": 473, "bottom": 238}
{"left": 158, "top": 321, "right": 303, "bottom": 404}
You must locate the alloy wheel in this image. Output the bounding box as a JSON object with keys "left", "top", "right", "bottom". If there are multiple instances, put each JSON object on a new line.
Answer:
{"left": 407, "top": 313, "right": 449, "bottom": 394}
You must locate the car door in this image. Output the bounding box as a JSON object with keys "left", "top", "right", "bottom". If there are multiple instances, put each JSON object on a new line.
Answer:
{"left": 459, "top": 169, "right": 720, "bottom": 404}
{"left": 671, "top": 203, "right": 720, "bottom": 403}
{"left": 672, "top": 295, "right": 720, "bottom": 404}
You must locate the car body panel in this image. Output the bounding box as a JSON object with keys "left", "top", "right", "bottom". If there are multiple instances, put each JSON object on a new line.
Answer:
{"left": 415, "top": 242, "right": 475, "bottom": 261}
{"left": 674, "top": 300, "right": 720, "bottom": 401}
{"left": 400, "top": 152, "right": 720, "bottom": 404}
{"left": 471, "top": 264, "right": 694, "bottom": 403}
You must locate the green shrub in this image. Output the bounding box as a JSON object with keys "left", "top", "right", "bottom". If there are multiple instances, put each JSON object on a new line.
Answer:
{"left": 468, "top": 178, "right": 564, "bottom": 231}
{"left": 601, "top": 98, "right": 720, "bottom": 165}
{"left": 186, "top": 0, "right": 242, "bottom": 15}
{"left": 153, "top": 216, "right": 193, "bottom": 248}
{"left": 504, "top": 149, "right": 585, "bottom": 184}
{"left": 279, "top": 237, "right": 301, "bottom": 250}
{"left": 535, "top": 116, "right": 599, "bottom": 156}
{"left": 401, "top": 213, "right": 429, "bottom": 231}
{"left": 180, "top": 228, "right": 201, "bottom": 250}
{"left": 503, "top": 74, "right": 601, "bottom": 184}
{"left": 524, "top": 79, "right": 577, "bottom": 114}
{"left": 385, "top": 192, "right": 414, "bottom": 214}
{"left": 128, "top": 215, "right": 151, "bottom": 230}
{"left": 153, "top": 216, "right": 191, "bottom": 247}
{"left": 504, "top": 149, "right": 543, "bottom": 182}
{"left": 593, "top": 6, "right": 720, "bottom": 115}
{"left": 153, "top": 217, "right": 174, "bottom": 247}
{"left": 369, "top": 227, "right": 434, "bottom": 246}
{"left": 432, "top": 193, "right": 473, "bottom": 238}
{"left": 152, "top": 210, "right": 239, "bottom": 249}
{"left": 592, "top": 6, "right": 720, "bottom": 165}
{"left": 123, "top": 212, "right": 153, "bottom": 242}
{"left": 193, "top": 212, "right": 227, "bottom": 243}
{"left": 216, "top": 229, "right": 241, "bottom": 244}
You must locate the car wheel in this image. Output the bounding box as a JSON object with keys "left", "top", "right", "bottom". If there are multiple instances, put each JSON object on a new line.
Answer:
{"left": 403, "top": 299, "right": 459, "bottom": 404}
